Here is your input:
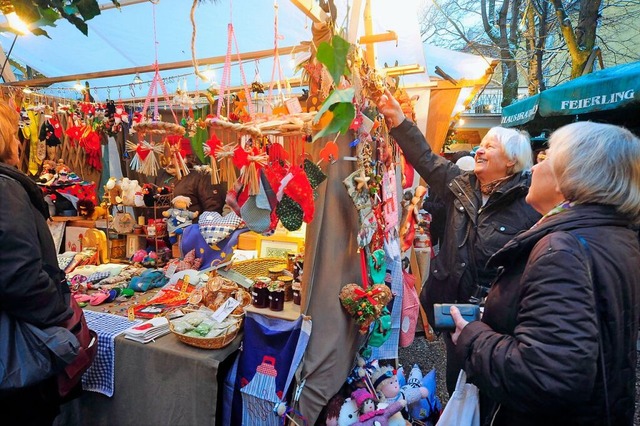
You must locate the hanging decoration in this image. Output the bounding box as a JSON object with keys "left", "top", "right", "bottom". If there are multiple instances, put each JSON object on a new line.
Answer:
{"left": 125, "top": 140, "right": 164, "bottom": 176}
{"left": 203, "top": 133, "right": 222, "bottom": 184}
{"left": 128, "top": 1, "right": 186, "bottom": 178}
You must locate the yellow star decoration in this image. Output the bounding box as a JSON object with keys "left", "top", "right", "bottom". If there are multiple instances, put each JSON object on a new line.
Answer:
{"left": 354, "top": 169, "right": 370, "bottom": 191}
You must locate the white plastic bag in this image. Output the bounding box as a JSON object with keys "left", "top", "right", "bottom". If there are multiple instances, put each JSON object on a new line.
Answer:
{"left": 436, "top": 370, "right": 480, "bottom": 426}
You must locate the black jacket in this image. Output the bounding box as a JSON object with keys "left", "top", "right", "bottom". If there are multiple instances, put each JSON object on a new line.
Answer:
{"left": 389, "top": 120, "right": 541, "bottom": 324}
{"left": 455, "top": 204, "right": 640, "bottom": 425}
{"left": 0, "top": 163, "right": 70, "bottom": 327}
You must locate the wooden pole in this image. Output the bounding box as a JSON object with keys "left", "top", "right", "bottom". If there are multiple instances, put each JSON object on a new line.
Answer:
{"left": 4, "top": 45, "right": 309, "bottom": 87}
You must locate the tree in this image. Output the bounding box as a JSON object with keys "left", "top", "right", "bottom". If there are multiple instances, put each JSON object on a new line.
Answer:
{"left": 420, "top": 0, "right": 640, "bottom": 105}
{"left": 551, "top": 0, "right": 602, "bottom": 78}
{"left": 479, "top": 0, "right": 523, "bottom": 106}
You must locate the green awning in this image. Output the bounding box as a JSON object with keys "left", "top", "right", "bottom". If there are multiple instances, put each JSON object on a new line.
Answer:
{"left": 501, "top": 61, "right": 640, "bottom": 127}
{"left": 501, "top": 94, "right": 539, "bottom": 127}
{"left": 539, "top": 61, "right": 640, "bottom": 116}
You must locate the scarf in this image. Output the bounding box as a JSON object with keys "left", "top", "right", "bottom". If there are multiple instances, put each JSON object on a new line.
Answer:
{"left": 531, "top": 200, "right": 575, "bottom": 229}
{"left": 480, "top": 174, "right": 514, "bottom": 195}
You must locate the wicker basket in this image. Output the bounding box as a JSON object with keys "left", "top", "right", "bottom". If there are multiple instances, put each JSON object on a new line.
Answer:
{"left": 229, "top": 257, "right": 288, "bottom": 280}
{"left": 169, "top": 315, "right": 243, "bottom": 350}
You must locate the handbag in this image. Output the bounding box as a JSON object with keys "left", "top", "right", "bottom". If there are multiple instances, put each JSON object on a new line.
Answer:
{"left": 0, "top": 296, "right": 97, "bottom": 398}
{"left": 437, "top": 370, "right": 480, "bottom": 426}
{"left": 56, "top": 296, "right": 98, "bottom": 398}
{"left": 0, "top": 311, "right": 57, "bottom": 392}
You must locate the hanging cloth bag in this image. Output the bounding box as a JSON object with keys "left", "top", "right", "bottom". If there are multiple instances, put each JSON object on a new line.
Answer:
{"left": 399, "top": 270, "right": 420, "bottom": 347}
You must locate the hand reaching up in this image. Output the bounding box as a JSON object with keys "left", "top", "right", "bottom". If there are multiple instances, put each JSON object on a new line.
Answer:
{"left": 376, "top": 88, "right": 406, "bottom": 129}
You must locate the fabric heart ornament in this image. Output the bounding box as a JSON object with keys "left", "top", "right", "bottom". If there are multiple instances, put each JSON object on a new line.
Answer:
{"left": 240, "top": 169, "right": 277, "bottom": 234}
{"left": 339, "top": 283, "right": 393, "bottom": 334}
{"left": 198, "top": 211, "right": 244, "bottom": 246}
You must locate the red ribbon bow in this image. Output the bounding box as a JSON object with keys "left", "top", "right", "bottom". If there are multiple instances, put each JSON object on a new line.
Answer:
{"left": 353, "top": 287, "right": 383, "bottom": 306}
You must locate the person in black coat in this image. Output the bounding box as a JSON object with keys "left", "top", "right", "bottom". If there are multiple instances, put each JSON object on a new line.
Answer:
{"left": 0, "top": 99, "right": 72, "bottom": 424}
{"left": 377, "top": 89, "right": 541, "bottom": 393}
{"left": 450, "top": 121, "right": 640, "bottom": 425}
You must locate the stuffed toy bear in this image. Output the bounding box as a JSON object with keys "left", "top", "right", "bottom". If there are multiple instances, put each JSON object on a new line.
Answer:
{"left": 120, "top": 178, "right": 142, "bottom": 206}
{"left": 105, "top": 177, "right": 123, "bottom": 205}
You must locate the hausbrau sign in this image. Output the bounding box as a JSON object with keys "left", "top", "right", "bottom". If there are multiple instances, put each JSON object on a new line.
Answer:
{"left": 501, "top": 103, "right": 538, "bottom": 125}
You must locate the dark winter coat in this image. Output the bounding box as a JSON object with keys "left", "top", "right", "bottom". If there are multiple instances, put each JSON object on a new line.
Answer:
{"left": 454, "top": 204, "right": 640, "bottom": 425}
{"left": 0, "top": 163, "right": 71, "bottom": 327}
{"left": 389, "top": 120, "right": 541, "bottom": 325}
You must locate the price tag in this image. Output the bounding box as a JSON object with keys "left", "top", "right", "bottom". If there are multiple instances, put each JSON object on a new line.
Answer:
{"left": 180, "top": 275, "right": 190, "bottom": 293}
{"left": 211, "top": 297, "right": 241, "bottom": 323}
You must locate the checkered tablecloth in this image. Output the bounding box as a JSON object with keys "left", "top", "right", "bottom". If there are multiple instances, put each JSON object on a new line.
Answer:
{"left": 82, "top": 310, "right": 141, "bottom": 397}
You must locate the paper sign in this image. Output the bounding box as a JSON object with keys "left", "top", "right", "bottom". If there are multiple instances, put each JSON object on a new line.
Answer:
{"left": 211, "top": 297, "right": 241, "bottom": 323}
{"left": 360, "top": 114, "right": 374, "bottom": 134}
{"left": 165, "top": 263, "right": 178, "bottom": 277}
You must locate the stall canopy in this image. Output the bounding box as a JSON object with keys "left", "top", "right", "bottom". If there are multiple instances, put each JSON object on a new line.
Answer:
{"left": 0, "top": 1, "right": 431, "bottom": 105}
{"left": 422, "top": 44, "right": 498, "bottom": 153}
{"left": 502, "top": 61, "right": 640, "bottom": 135}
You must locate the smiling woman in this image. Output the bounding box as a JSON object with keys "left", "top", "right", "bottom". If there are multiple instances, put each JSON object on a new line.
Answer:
{"left": 377, "top": 88, "right": 541, "bottom": 393}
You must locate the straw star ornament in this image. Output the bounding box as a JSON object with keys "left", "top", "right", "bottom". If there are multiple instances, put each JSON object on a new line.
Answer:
{"left": 354, "top": 169, "right": 370, "bottom": 191}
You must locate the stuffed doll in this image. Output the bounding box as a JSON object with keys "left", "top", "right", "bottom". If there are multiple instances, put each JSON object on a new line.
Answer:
{"left": 350, "top": 388, "right": 406, "bottom": 426}
{"left": 163, "top": 195, "right": 198, "bottom": 244}
{"left": 325, "top": 393, "right": 346, "bottom": 426}
{"left": 397, "top": 365, "right": 442, "bottom": 422}
{"left": 372, "top": 365, "right": 428, "bottom": 409}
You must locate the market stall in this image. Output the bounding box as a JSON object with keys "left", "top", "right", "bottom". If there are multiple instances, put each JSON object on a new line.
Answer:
{"left": 1, "top": 1, "right": 487, "bottom": 424}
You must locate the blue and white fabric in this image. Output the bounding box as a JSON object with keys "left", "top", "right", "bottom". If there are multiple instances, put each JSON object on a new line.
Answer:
{"left": 82, "top": 310, "right": 141, "bottom": 397}
{"left": 371, "top": 236, "right": 403, "bottom": 360}
{"left": 198, "top": 211, "right": 244, "bottom": 246}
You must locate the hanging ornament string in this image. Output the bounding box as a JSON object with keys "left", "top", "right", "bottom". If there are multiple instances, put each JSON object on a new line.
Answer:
{"left": 190, "top": 0, "right": 208, "bottom": 81}
{"left": 266, "top": 0, "right": 287, "bottom": 110}
{"left": 140, "top": 1, "right": 179, "bottom": 125}
{"left": 216, "top": 0, "right": 255, "bottom": 119}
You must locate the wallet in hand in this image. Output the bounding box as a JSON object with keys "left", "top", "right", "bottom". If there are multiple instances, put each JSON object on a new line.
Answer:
{"left": 433, "top": 303, "right": 480, "bottom": 332}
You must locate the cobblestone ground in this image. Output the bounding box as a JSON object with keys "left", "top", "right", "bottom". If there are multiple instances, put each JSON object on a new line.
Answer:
{"left": 398, "top": 334, "right": 640, "bottom": 425}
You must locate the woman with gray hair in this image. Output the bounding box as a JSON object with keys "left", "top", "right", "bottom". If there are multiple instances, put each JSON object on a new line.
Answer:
{"left": 377, "top": 90, "right": 541, "bottom": 393}
{"left": 449, "top": 121, "right": 640, "bottom": 425}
